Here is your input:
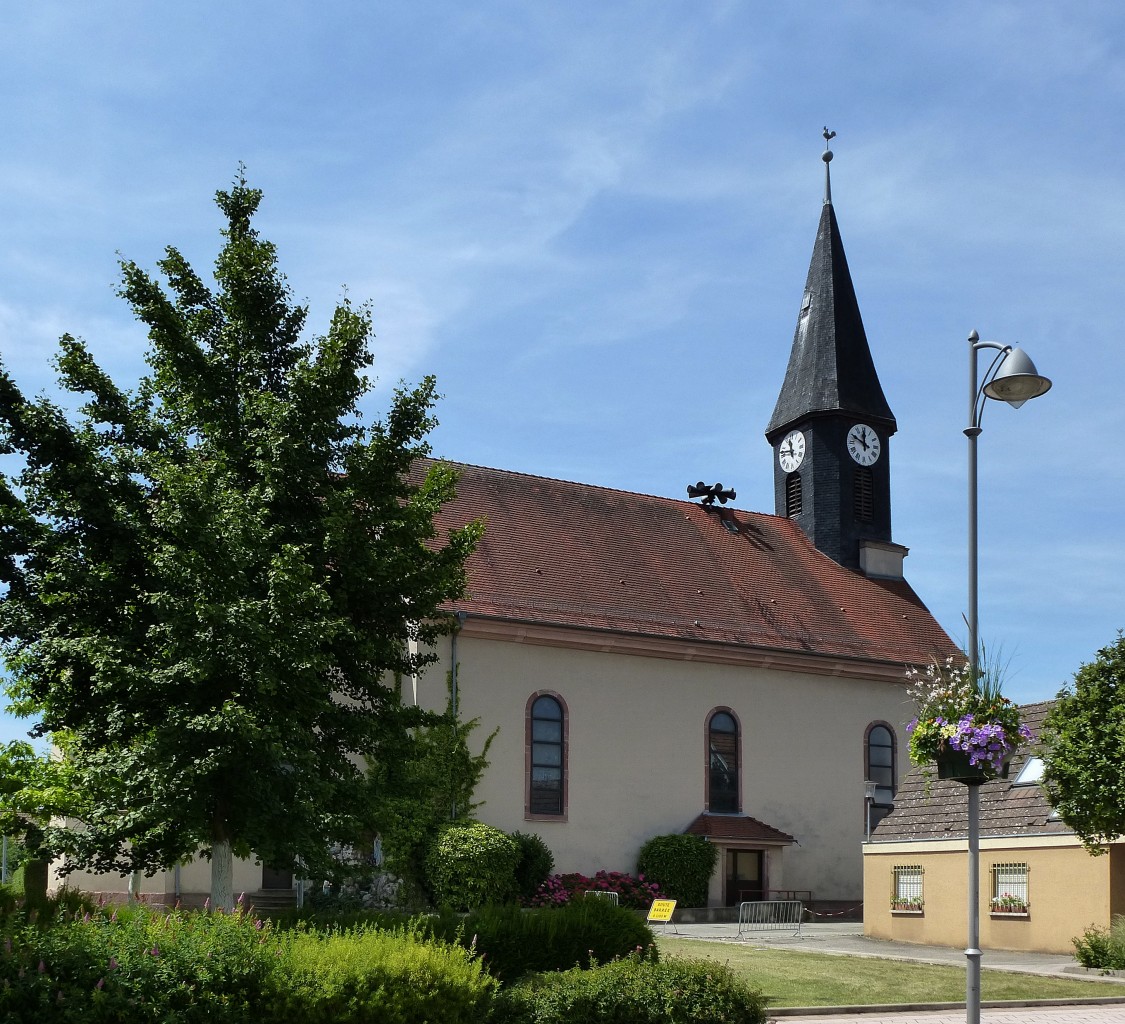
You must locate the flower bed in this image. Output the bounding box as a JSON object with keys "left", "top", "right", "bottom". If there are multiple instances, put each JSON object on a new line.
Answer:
{"left": 524, "top": 871, "right": 661, "bottom": 910}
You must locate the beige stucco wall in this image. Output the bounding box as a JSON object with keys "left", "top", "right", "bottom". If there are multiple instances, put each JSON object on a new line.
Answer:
{"left": 55, "top": 856, "right": 271, "bottom": 907}
{"left": 425, "top": 628, "right": 914, "bottom": 904}
{"left": 49, "top": 623, "right": 914, "bottom": 908}
{"left": 864, "top": 835, "right": 1115, "bottom": 953}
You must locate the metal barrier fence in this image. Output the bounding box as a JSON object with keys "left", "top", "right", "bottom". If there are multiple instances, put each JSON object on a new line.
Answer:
{"left": 584, "top": 890, "right": 619, "bottom": 905}
{"left": 737, "top": 900, "right": 803, "bottom": 937}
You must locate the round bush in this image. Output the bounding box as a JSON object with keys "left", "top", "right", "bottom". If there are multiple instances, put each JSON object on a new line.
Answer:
{"left": 427, "top": 822, "right": 520, "bottom": 910}
{"left": 511, "top": 831, "right": 554, "bottom": 900}
{"left": 494, "top": 950, "right": 767, "bottom": 1023}
{"left": 636, "top": 834, "right": 718, "bottom": 908}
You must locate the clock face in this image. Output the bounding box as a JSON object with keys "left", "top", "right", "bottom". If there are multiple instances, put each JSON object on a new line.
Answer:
{"left": 847, "top": 423, "right": 881, "bottom": 466}
{"left": 778, "top": 430, "right": 805, "bottom": 473}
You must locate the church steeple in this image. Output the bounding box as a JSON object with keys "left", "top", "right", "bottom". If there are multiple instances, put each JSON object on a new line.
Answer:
{"left": 765, "top": 133, "right": 903, "bottom": 576}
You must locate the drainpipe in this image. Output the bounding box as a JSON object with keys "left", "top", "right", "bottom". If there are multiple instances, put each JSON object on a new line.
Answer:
{"left": 451, "top": 611, "right": 466, "bottom": 722}
{"left": 450, "top": 611, "right": 467, "bottom": 820}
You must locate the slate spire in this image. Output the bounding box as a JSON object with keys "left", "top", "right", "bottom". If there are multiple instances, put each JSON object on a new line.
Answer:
{"left": 765, "top": 133, "right": 903, "bottom": 575}
{"left": 766, "top": 141, "right": 896, "bottom": 440}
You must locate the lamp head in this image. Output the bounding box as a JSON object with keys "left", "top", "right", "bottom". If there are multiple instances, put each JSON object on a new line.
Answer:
{"left": 982, "top": 346, "right": 1052, "bottom": 409}
{"left": 864, "top": 780, "right": 878, "bottom": 801}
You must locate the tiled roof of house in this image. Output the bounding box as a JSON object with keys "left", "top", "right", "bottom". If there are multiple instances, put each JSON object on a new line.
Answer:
{"left": 426, "top": 461, "right": 958, "bottom": 668}
{"left": 872, "top": 701, "right": 1065, "bottom": 841}
{"left": 685, "top": 812, "right": 796, "bottom": 845}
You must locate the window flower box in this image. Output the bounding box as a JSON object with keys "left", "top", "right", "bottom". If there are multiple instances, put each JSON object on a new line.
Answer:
{"left": 890, "top": 898, "right": 924, "bottom": 914}
{"left": 990, "top": 894, "right": 1029, "bottom": 916}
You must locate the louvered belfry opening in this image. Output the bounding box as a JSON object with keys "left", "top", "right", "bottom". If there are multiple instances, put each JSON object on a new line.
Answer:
{"left": 854, "top": 467, "right": 873, "bottom": 521}
{"left": 785, "top": 473, "right": 802, "bottom": 517}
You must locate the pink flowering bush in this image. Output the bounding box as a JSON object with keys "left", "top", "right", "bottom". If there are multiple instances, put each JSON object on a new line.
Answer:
{"left": 524, "top": 870, "right": 661, "bottom": 910}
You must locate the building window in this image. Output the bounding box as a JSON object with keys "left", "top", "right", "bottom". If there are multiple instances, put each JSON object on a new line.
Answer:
{"left": 707, "top": 709, "right": 740, "bottom": 813}
{"left": 854, "top": 467, "right": 873, "bottom": 521}
{"left": 891, "top": 864, "right": 924, "bottom": 912}
{"left": 527, "top": 693, "right": 566, "bottom": 818}
{"left": 785, "top": 473, "right": 802, "bottom": 517}
{"left": 865, "top": 723, "right": 896, "bottom": 830}
{"left": 990, "top": 862, "right": 1029, "bottom": 914}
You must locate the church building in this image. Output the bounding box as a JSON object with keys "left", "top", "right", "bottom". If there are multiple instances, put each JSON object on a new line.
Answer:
{"left": 412, "top": 141, "right": 958, "bottom": 911}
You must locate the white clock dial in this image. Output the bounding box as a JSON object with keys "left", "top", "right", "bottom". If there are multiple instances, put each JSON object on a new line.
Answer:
{"left": 778, "top": 430, "right": 806, "bottom": 473}
{"left": 847, "top": 423, "right": 881, "bottom": 466}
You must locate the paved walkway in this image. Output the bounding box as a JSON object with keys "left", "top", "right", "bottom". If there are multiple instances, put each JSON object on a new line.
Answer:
{"left": 665, "top": 922, "right": 1125, "bottom": 1024}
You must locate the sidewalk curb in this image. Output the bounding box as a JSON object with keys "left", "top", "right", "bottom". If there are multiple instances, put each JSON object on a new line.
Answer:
{"left": 768, "top": 995, "right": 1125, "bottom": 1017}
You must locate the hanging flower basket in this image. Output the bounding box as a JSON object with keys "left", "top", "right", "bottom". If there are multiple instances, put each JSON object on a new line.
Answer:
{"left": 906, "top": 656, "right": 1031, "bottom": 783}
{"left": 935, "top": 747, "right": 1010, "bottom": 783}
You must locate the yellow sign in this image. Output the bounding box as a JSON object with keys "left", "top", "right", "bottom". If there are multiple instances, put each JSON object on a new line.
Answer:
{"left": 647, "top": 898, "right": 677, "bottom": 922}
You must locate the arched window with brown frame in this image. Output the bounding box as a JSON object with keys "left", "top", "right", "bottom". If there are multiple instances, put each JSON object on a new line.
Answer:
{"left": 865, "top": 722, "right": 896, "bottom": 830}
{"left": 526, "top": 692, "right": 568, "bottom": 819}
{"left": 707, "top": 708, "right": 741, "bottom": 814}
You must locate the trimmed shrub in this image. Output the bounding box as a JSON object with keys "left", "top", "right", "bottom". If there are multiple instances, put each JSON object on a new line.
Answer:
{"left": 428, "top": 897, "right": 656, "bottom": 984}
{"left": 511, "top": 831, "right": 554, "bottom": 901}
{"left": 525, "top": 871, "right": 660, "bottom": 910}
{"left": 493, "top": 949, "right": 768, "bottom": 1023}
{"left": 427, "top": 822, "right": 521, "bottom": 910}
{"left": 271, "top": 922, "right": 496, "bottom": 1024}
{"left": 636, "top": 834, "right": 718, "bottom": 908}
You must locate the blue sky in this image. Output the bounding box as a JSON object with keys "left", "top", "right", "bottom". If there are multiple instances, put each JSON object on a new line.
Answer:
{"left": 0, "top": 1, "right": 1122, "bottom": 742}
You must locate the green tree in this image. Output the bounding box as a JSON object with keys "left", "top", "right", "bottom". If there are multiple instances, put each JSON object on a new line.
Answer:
{"left": 1042, "top": 632, "right": 1125, "bottom": 853}
{"left": 368, "top": 673, "right": 496, "bottom": 904}
{"left": 0, "top": 740, "right": 77, "bottom": 905}
{"left": 0, "top": 176, "right": 481, "bottom": 909}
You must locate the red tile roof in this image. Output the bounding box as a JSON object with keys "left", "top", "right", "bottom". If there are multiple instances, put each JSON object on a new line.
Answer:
{"left": 426, "top": 461, "right": 957, "bottom": 670}
{"left": 685, "top": 812, "right": 796, "bottom": 845}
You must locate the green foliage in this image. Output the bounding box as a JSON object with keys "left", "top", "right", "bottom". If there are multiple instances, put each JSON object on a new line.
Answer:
{"left": 0, "top": 904, "right": 279, "bottom": 1022}
{"left": 0, "top": 905, "right": 495, "bottom": 1023}
{"left": 0, "top": 741, "right": 77, "bottom": 905}
{"left": 511, "top": 831, "right": 554, "bottom": 901}
{"left": 492, "top": 949, "right": 768, "bottom": 1024}
{"left": 0, "top": 175, "right": 481, "bottom": 905}
{"left": 436, "top": 898, "right": 656, "bottom": 984}
{"left": 1072, "top": 917, "right": 1125, "bottom": 970}
{"left": 368, "top": 680, "right": 496, "bottom": 905}
{"left": 427, "top": 822, "right": 520, "bottom": 911}
{"left": 1042, "top": 633, "right": 1125, "bottom": 852}
{"left": 271, "top": 922, "right": 496, "bottom": 1024}
{"left": 636, "top": 835, "right": 718, "bottom": 908}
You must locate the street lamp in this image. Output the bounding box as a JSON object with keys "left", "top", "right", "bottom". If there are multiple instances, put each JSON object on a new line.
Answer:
{"left": 863, "top": 780, "right": 877, "bottom": 843}
{"left": 961, "top": 329, "right": 1051, "bottom": 1024}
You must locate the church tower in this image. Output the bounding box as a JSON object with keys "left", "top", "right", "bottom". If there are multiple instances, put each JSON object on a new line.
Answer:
{"left": 765, "top": 133, "right": 905, "bottom": 577}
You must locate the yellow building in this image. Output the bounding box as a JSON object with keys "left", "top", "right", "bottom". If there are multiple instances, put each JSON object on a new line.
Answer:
{"left": 864, "top": 702, "right": 1125, "bottom": 953}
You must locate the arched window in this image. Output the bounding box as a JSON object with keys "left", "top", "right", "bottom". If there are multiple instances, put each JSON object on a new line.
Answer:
{"left": 707, "top": 710, "right": 740, "bottom": 813}
{"left": 865, "top": 723, "right": 896, "bottom": 828}
{"left": 527, "top": 693, "right": 566, "bottom": 817}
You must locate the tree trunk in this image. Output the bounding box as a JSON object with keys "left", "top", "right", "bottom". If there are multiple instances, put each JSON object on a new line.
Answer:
{"left": 211, "top": 837, "right": 234, "bottom": 912}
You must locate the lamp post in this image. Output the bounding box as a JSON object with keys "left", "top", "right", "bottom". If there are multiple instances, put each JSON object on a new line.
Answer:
{"left": 863, "top": 780, "right": 877, "bottom": 843}
{"left": 962, "top": 329, "right": 1051, "bottom": 1024}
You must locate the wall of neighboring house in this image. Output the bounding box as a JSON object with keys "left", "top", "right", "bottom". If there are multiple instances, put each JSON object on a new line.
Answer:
{"left": 422, "top": 626, "right": 912, "bottom": 905}
{"left": 864, "top": 835, "right": 1116, "bottom": 954}
{"left": 53, "top": 856, "right": 266, "bottom": 908}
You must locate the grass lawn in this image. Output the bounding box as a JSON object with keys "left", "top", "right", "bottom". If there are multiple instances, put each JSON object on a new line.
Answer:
{"left": 657, "top": 937, "right": 1120, "bottom": 1008}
